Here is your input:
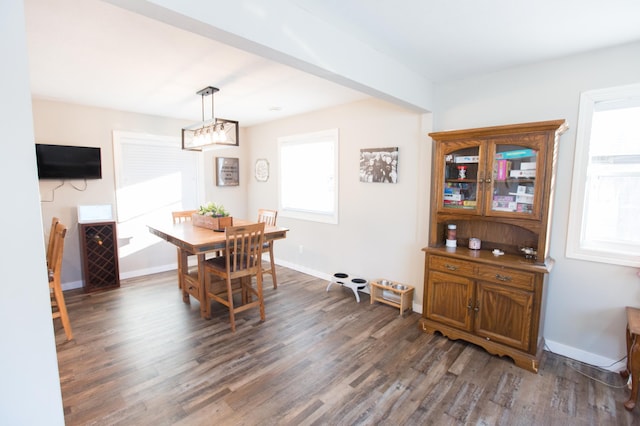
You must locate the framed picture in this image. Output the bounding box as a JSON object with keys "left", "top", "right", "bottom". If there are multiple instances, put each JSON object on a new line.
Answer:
{"left": 216, "top": 157, "right": 239, "bottom": 186}
{"left": 359, "top": 147, "right": 398, "bottom": 183}
{"left": 255, "top": 158, "right": 269, "bottom": 182}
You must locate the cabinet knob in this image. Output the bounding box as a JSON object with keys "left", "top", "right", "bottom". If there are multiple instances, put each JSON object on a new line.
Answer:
{"left": 485, "top": 177, "right": 492, "bottom": 183}
{"left": 467, "top": 299, "right": 473, "bottom": 310}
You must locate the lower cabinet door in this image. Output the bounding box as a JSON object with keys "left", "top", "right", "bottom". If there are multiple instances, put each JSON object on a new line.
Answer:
{"left": 426, "top": 271, "right": 474, "bottom": 331}
{"left": 474, "top": 281, "right": 533, "bottom": 351}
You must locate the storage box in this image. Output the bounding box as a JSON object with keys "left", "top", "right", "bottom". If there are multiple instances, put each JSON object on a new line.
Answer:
{"left": 509, "top": 169, "right": 536, "bottom": 178}
{"left": 495, "top": 149, "right": 536, "bottom": 160}
{"left": 454, "top": 155, "right": 479, "bottom": 163}
{"left": 520, "top": 162, "right": 537, "bottom": 170}
{"left": 516, "top": 185, "right": 532, "bottom": 194}
{"left": 515, "top": 194, "right": 534, "bottom": 204}
{"left": 496, "top": 160, "right": 512, "bottom": 180}
{"left": 493, "top": 195, "right": 515, "bottom": 202}
{"left": 516, "top": 203, "right": 534, "bottom": 213}
{"left": 492, "top": 202, "right": 517, "bottom": 212}
{"left": 444, "top": 193, "right": 463, "bottom": 201}
{"left": 191, "top": 214, "right": 233, "bottom": 231}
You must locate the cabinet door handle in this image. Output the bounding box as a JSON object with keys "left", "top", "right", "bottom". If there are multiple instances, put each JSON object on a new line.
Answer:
{"left": 445, "top": 264, "right": 458, "bottom": 271}
{"left": 495, "top": 274, "right": 512, "bottom": 282}
{"left": 485, "top": 177, "right": 492, "bottom": 183}
{"left": 466, "top": 299, "right": 473, "bottom": 310}
{"left": 478, "top": 177, "right": 484, "bottom": 183}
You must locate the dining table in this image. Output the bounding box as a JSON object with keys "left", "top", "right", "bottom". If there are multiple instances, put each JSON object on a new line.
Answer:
{"left": 147, "top": 219, "right": 289, "bottom": 319}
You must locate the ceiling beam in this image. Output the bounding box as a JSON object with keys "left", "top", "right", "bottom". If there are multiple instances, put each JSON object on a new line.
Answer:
{"left": 104, "top": 0, "right": 434, "bottom": 113}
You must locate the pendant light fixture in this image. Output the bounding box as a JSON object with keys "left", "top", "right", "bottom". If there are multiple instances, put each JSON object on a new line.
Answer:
{"left": 182, "top": 86, "right": 239, "bottom": 150}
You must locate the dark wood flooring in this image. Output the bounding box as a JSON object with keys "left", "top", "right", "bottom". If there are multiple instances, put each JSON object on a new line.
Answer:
{"left": 54, "top": 267, "right": 639, "bottom": 425}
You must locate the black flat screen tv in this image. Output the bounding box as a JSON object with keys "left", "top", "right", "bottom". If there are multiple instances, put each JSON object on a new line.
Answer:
{"left": 35, "top": 144, "right": 102, "bottom": 180}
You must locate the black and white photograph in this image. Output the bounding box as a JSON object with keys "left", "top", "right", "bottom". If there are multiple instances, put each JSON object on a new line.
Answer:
{"left": 359, "top": 147, "right": 398, "bottom": 183}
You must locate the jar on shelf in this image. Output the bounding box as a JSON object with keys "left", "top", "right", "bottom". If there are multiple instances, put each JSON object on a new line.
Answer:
{"left": 446, "top": 224, "right": 457, "bottom": 248}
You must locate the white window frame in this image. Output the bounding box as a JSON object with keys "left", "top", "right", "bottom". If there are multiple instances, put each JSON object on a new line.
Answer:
{"left": 566, "top": 84, "right": 640, "bottom": 267}
{"left": 112, "top": 131, "right": 204, "bottom": 257}
{"left": 278, "top": 129, "right": 339, "bottom": 224}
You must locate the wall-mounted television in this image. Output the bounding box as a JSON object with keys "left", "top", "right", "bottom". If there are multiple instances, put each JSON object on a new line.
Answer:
{"left": 35, "top": 144, "right": 102, "bottom": 180}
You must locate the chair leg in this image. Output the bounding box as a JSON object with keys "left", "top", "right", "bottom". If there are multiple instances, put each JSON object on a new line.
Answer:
{"left": 268, "top": 244, "right": 277, "bottom": 289}
{"left": 204, "top": 270, "right": 212, "bottom": 320}
{"left": 52, "top": 282, "right": 73, "bottom": 340}
{"left": 225, "top": 277, "right": 236, "bottom": 332}
{"left": 256, "top": 269, "right": 265, "bottom": 321}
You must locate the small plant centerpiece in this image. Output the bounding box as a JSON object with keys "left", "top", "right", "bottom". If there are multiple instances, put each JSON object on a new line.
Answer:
{"left": 192, "top": 202, "right": 233, "bottom": 231}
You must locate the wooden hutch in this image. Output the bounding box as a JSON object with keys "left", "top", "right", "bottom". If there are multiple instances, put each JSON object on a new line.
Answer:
{"left": 420, "top": 119, "right": 567, "bottom": 373}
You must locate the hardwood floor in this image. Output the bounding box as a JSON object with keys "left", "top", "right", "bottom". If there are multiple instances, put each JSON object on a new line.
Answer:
{"left": 54, "top": 267, "right": 639, "bottom": 425}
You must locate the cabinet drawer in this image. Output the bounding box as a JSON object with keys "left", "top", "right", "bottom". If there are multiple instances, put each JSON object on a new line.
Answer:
{"left": 183, "top": 275, "right": 201, "bottom": 299}
{"left": 429, "top": 256, "right": 475, "bottom": 277}
{"left": 476, "top": 265, "right": 534, "bottom": 291}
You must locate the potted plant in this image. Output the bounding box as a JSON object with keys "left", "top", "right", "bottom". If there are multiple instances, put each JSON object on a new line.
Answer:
{"left": 192, "top": 202, "right": 233, "bottom": 231}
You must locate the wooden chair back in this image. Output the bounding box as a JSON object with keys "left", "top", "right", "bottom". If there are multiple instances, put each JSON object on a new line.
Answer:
{"left": 46, "top": 216, "right": 60, "bottom": 267}
{"left": 49, "top": 221, "right": 73, "bottom": 340}
{"left": 257, "top": 209, "right": 277, "bottom": 227}
{"left": 172, "top": 210, "right": 197, "bottom": 224}
{"left": 223, "top": 222, "right": 266, "bottom": 277}
{"left": 204, "top": 222, "right": 266, "bottom": 331}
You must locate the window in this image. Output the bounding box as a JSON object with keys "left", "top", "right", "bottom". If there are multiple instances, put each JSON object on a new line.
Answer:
{"left": 278, "top": 129, "right": 339, "bottom": 224}
{"left": 566, "top": 84, "right": 640, "bottom": 267}
{"left": 113, "top": 131, "right": 203, "bottom": 257}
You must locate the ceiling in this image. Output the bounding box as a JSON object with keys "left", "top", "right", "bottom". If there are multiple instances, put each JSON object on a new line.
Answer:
{"left": 24, "top": 0, "right": 640, "bottom": 127}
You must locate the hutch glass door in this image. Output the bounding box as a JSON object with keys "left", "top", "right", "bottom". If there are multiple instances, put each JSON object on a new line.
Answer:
{"left": 442, "top": 146, "right": 481, "bottom": 213}
{"left": 488, "top": 144, "right": 539, "bottom": 216}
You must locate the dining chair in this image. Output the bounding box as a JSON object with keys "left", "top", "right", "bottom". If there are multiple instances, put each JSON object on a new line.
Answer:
{"left": 172, "top": 210, "right": 198, "bottom": 289}
{"left": 46, "top": 216, "right": 60, "bottom": 268}
{"left": 257, "top": 209, "right": 278, "bottom": 289}
{"left": 203, "top": 222, "right": 266, "bottom": 332}
{"left": 172, "top": 210, "right": 197, "bottom": 223}
{"left": 49, "top": 221, "right": 73, "bottom": 340}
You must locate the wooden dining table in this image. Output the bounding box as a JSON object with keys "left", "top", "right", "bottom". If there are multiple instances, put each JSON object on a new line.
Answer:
{"left": 147, "top": 219, "right": 289, "bottom": 319}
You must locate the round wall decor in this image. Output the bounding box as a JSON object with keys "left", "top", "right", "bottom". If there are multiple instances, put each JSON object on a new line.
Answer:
{"left": 255, "top": 158, "right": 269, "bottom": 182}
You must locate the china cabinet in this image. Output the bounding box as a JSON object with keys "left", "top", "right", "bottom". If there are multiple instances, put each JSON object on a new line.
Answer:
{"left": 421, "top": 120, "right": 567, "bottom": 373}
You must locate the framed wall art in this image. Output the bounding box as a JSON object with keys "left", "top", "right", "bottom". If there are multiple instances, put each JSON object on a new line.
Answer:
{"left": 255, "top": 158, "right": 269, "bottom": 182}
{"left": 216, "top": 157, "right": 239, "bottom": 186}
{"left": 359, "top": 147, "right": 398, "bottom": 183}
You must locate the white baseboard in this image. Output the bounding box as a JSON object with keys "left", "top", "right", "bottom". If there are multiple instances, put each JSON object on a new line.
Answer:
{"left": 544, "top": 339, "right": 626, "bottom": 372}
{"left": 61, "top": 263, "right": 177, "bottom": 291}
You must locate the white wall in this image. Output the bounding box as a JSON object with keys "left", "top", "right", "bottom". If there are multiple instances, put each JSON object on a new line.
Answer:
{"left": 433, "top": 40, "right": 640, "bottom": 367}
{"left": 0, "top": 1, "right": 64, "bottom": 424}
{"left": 33, "top": 99, "right": 248, "bottom": 286}
{"left": 246, "top": 98, "right": 432, "bottom": 307}
{"left": 34, "top": 97, "right": 431, "bottom": 308}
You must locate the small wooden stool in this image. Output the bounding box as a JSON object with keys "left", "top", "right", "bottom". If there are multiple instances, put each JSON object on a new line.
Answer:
{"left": 623, "top": 306, "right": 640, "bottom": 411}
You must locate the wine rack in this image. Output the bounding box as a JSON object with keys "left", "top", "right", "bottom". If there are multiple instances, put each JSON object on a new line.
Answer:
{"left": 79, "top": 221, "right": 120, "bottom": 292}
